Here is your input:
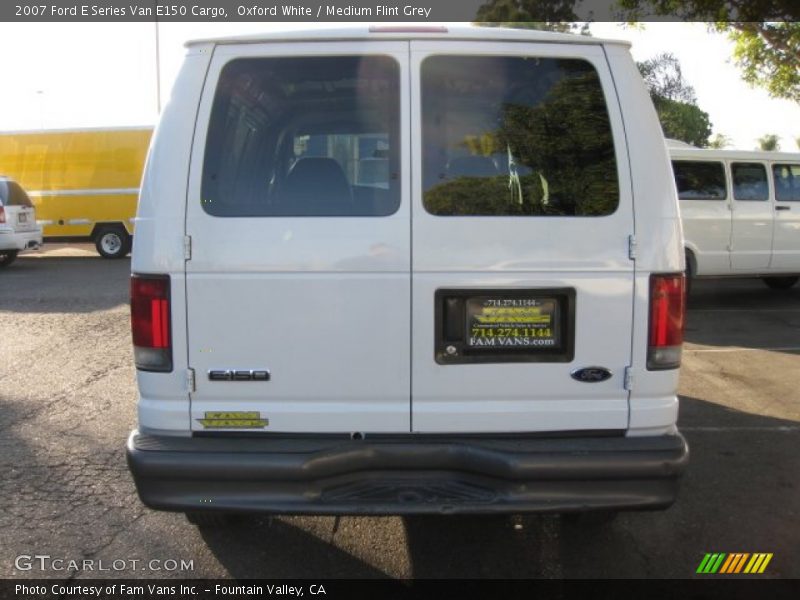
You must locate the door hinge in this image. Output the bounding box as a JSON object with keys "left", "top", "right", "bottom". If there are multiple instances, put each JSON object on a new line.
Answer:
{"left": 627, "top": 235, "right": 637, "bottom": 260}
{"left": 186, "top": 368, "right": 196, "bottom": 393}
{"left": 183, "top": 235, "right": 192, "bottom": 260}
{"left": 623, "top": 367, "right": 634, "bottom": 391}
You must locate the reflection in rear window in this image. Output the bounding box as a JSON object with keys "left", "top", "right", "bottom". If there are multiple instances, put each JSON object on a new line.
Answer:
{"left": 672, "top": 161, "right": 727, "bottom": 200}
{"left": 201, "top": 56, "right": 400, "bottom": 217}
{"left": 0, "top": 179, "right": 33, "bottom": 207}
{"left": 421, "top": 55, "right": 619, "bottom": 217}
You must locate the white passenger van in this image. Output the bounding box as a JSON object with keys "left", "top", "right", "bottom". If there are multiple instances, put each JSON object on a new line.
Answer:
{"left": 126, "top": 26, "right": 688, "bottom": 522}
{"left": 670, "top": 144, "right": 800, "bottom": 289}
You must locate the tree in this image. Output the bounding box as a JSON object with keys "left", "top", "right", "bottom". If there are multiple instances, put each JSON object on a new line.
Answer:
{"left": 758, "top": 134, "right": 781, "bottom": 151}
{"left": 721, "top": 23, "right": 800, "bottom": 104}
{"left": 474, "top": 0, "right": 589, "bottom": 34}
{"left": 614, "top": 2, "right": 800, "bottom": 103}
{"left": 636, "top": 53, "right": 712, "bottom": 146}
{"left": 476, "top": 2, "right": 800, "bottom": 103}
{"left": 707, "top": 133, "right": 732, "bottom": 149}
{"left": 637, "top": 52, "right": 697, "bottom": 104}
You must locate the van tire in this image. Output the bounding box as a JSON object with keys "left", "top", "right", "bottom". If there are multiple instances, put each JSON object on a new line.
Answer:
{"left": 94, "top": 226, "right": 131, "bottom": 259}
{"left": 762, "top": 276, "right": 799, "bottom": 290}
{"left": 0, "top": 251, "right": 18, "bottom": 268}
{"left": 184, "top": 512, "right": 235, "bottom": 528}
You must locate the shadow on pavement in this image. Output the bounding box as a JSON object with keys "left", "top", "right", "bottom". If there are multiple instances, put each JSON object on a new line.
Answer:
{"left": 684, "top": 279, "right": 800, "bottom": 353}
{"left": 0, "top": 256, "right": 130, "bottom": 313}
{"left": 197, "top": 517, "right": 390, "bottom": 578}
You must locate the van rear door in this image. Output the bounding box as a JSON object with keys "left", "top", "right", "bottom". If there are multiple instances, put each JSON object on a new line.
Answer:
{"left": 409, "top": 43, "right": 635, "bottom": 433}
{"left": 184, "top": 43, "right": 411, "bottom": 433}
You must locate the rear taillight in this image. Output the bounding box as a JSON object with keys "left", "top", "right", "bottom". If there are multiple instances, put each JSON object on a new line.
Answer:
{"left": 0, "top": 205, "right": 5, "bottom": 224}
{"left": 647, "top": 273, "right": 686, "bottom": 370}
{"left": 131, "top": 274, "right": 172, "bottom": 372}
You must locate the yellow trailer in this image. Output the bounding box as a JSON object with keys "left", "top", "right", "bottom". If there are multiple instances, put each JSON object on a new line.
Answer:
{"left": 0, "top": 126, "right": 152, "bottom": 257}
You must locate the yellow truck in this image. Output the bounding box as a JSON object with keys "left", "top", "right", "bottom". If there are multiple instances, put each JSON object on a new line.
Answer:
{"left": 0, "top": 126, "right": 152, "bottom": 258}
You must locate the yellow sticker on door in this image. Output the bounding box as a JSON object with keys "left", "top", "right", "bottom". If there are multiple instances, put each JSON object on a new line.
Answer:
{"left": 197, "top": 411, "right": 269, "bottom": 429}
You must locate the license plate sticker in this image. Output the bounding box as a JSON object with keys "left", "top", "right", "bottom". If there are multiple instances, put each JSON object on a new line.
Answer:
{"left": 466, "top": 296, "right": 560, "bottom": 349}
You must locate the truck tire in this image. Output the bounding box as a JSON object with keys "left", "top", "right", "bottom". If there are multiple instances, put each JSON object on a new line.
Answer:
{"left": 0, "top": 251, "right": 18, "bottom": 268}
{"left": 762, "top": 276, "right": 799, "bottom": 290}
{"left": 95, "top": 226, "right": 131, "bottom": 259}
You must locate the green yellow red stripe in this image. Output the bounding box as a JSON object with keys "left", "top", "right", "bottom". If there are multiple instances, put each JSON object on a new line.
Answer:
{"left": 698, "top": 552, "right": 772, "bottom": 574}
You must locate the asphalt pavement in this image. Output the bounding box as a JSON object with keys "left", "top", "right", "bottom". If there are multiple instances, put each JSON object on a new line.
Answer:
{"left": 1, "top": 249, "right": 797, "bottom": 579}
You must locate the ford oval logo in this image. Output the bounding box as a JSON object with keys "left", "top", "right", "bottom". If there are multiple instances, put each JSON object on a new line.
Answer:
{"left": 571, "top": 367, "right": 613, "bottom": 383}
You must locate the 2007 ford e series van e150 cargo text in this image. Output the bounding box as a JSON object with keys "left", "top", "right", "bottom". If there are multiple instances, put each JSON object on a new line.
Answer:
{"left": 126, "top": 26, "right": 689, "bottom": 523}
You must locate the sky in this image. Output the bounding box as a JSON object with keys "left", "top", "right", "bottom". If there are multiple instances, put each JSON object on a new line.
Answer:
{"left": 0, "top": 21, "right": 797, "bottom": 151}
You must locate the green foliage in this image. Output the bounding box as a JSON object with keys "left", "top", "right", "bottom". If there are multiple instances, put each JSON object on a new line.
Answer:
{"left": 424, "top": 71, "right": 619, "bottom": 217}
{"left": 652, "top": 97, "right": 713, "bottom": 147}
{"left": 707, "top": 133, "right": 732, "bottom": 149}
{"left": 636, "top": 52, "right": 712, "bottom": 146}
{"left": 614, "top": 2, "right": 800, "bottom": 103}
{"left": 722, "top": 23, "right": 800, "bottom": 104}
{"left": 477, "top": 3, "right": 800, "bottom": 103}
{"left": 637, "top": 52, "right": 696, "bottom": 103}
{"left": 758, "top": 134, "right": 781, "bottom": 151}
{"left": 474, "top": 0, "right": 590, "bottom": 34}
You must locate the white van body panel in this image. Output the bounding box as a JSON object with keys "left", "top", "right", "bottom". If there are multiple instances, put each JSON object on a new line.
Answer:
{"left": 134, "top": 46, "right": 213, "bottom": 433}
{"left": 680, "top": 199, "right": 732, "bottom": 275}
{"left": 184, "top": 42, "right": 412, "bottom": 433}
{"left": 729, "top": 160, "right": 773, "bottom": 271}
{"left": 604, "top": 45, "right": 683, "bottom": 434}
{"left": 771, "top": 166, "right": 800, "bottom": 271}
{"left": 670, "top": 147, "right": 800, "bottom": 278}
{"left": 409, "top": 41, "right": 635, "bottom": 433}
{"left": 133, "top": 32, "right": 687, "bottom": 437}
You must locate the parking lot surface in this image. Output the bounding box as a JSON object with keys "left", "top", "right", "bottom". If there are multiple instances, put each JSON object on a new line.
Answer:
{"left": 1, "top": 250, "right": 798, "bottom": 579}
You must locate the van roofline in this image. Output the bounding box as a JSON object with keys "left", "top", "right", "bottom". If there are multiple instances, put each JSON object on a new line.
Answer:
{"left": 185, "top": 24, "right": 632, "bottom": 48}
{"left": 670, "top": 147, "right": 800, "bottom": 161}
{"left": 0, "top": 125, "right": 154, "bottom": 136}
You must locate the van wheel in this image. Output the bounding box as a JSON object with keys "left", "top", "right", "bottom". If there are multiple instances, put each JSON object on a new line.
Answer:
{"left": 0, "top": 251, "right": 18, "bottom": 268}
{"left": 94, "top": 227, "right": 131, "bottom": 259}
{"left": 184, "top": 512, "right": 234, "bottom": 528}
{"left": 762, "top": 276, "right": 799, "bottom": 290}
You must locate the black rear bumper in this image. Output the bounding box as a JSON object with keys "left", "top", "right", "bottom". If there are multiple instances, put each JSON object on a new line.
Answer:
{"left": 126, "top": 430, "right": 689, "bottom": 515}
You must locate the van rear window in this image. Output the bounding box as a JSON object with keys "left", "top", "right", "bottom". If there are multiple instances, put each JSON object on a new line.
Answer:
{"left": 0, "top": 179, "right": 33, "bottom": 207}
{"left": 672, "top": 161, "right": 727, "bottom": 200}
{"left": 201, "top": 56, "right": 400, "bottom": 217}
{"left": 420, "top": 55, "right": 619, "bottom": 217}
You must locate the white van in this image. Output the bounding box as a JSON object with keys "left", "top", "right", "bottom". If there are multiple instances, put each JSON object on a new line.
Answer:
{"left": 670, "top": 145, "right": 800, "bottom": 289}
{"left": 126, "top": 26, "right": 688, "bottom": 522}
